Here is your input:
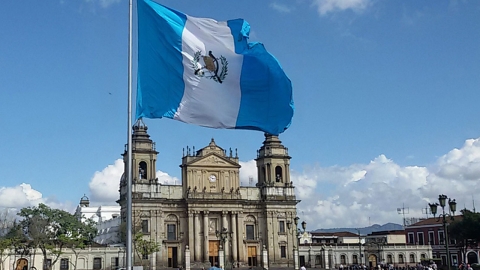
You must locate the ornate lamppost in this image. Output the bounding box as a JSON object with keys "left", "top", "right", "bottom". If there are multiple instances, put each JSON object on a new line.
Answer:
{"left": 291, "top": 217, "right": 307, "bottom": 270}
{"left": 356, "top": 229, "right": 363, "bottom": 266}
{"left": 429, "top": 194, "right": 457, "bottom": 270}
{"left": 216, "top": 227, "right": 233, "bottom": 268}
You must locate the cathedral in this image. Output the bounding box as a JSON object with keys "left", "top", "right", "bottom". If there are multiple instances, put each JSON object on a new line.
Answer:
{"left": 118, "top": 121, "right": 300, "bottom": 269}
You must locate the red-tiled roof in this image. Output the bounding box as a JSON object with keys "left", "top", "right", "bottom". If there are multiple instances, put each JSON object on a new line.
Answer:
{"left": 369, "top": 230, "right": 405, "bottom": 235}
{"left": 311, "top": 231, "right": 358, "bottom": 237}
{"left": 406, "top": 215, "right": 462, "bottom": 227}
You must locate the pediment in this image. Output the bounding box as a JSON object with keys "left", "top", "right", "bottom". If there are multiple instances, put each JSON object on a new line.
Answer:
{"left": 187, "top": 152, "right": 240, "bottom": 168}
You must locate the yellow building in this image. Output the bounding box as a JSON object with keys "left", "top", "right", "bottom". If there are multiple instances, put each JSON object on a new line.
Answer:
{"left": 118, "top": 121, "right": 300, "bottom": 269}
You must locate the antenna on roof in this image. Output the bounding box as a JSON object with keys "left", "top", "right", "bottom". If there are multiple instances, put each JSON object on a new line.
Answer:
{"left": 397, "top": 203, "right": 409, "bottom": 228}
{"left": 421, "top": 205, "right": 431, "bottom": 219}
{"left": 473, "top": 195, "right": 476, "bottom": 213}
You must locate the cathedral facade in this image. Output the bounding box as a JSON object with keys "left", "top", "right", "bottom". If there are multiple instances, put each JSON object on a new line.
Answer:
{"left": 118, "top": 122, "right": 300, "bottom": 269}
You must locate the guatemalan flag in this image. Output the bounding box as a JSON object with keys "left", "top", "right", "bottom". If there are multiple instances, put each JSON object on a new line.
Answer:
{"left": 136, "top": 0, "right": 294, "bottom": 135}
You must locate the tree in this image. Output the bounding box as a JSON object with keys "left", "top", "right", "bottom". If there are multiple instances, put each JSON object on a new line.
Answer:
{"left": 18, "top": 204, "right": 97, "bottom": 270}
{"left": 0, "top": 208, "right": 18, "bottom": 270}
{"left": 449, "top": 209, "right": 480, "bottom": 264}
{"left": 133, "top": 232, "right": 160, "bottom": 268}
{"left": 60, "top": 217, "right": 97, "bottom": 270}
{"left": 119, "top": 214, "right": 160, "bottom": 268}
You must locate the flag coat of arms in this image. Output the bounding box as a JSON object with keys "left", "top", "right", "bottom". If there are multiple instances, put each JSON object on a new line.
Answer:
{"left": 136, "top": 0, "right": 294, "bottom": 135}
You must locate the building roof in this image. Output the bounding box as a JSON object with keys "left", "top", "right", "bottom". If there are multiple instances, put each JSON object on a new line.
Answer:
{"left": 311, "top": 231, "right": 358, "bottom": 237}
{"left": 369, "top": 230, "right": 405, "bottom": 236}
{"left": 406, "top": 215, "right": 463, "bottom": 227}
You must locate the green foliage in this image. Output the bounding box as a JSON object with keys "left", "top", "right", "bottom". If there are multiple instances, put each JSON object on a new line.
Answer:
{"left": 133, "top": 232, "right": 160, "bottom": 267}
{"left": 17, "top": 203, "right": 98, "bottom": 270}
{"left": 449, "top": 210, "right": 480, "bottom": 245}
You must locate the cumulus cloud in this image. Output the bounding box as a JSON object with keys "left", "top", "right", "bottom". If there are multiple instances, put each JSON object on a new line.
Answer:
{"left": 296, "top": 137, "right": 480, "bottom": 229}
{"left": 8, "top": 137, "right": 480, "bottom": 230}
{"left": 0, "top": 184, "right": 44, "bottom": 208}
{"left": 87, "top": 159, "right": 181, "bottom": 205}
{"left": 89, "top": 159, "right": 124, "bottom": 205}
{"left": 156, "top": 171, "right": 180, "bottom": 185}
{"left": 84, "top": 0, "right": 121, "bottom": 8}
{"left": 313, "top": 0, "right": 371, "bottom": 16}
{"left": 270, "top": 3, "right": 294, "bottom": 13}
{"left": 239, "top": 160, "right": 258, "bottom": 186}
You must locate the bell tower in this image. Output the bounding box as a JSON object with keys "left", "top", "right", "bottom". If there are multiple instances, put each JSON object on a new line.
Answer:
{"left": 122, "top": 119, "right": 159, "bottom": 183}
{"left": 255, "top": 134, "right": 291, "bottom": 187}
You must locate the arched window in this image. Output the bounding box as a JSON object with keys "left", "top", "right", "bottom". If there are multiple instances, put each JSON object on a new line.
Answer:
{"left": 409, "top": 254, "right": 415, "bottom": 263}
{"left": 353, "top": 255, "right": 358, "bottom": 264}
{"left": 387, "top": 254, "right": 393, "bottom": 264}
{"left": 275, "top": 166, "right": 283, "bottom": 182}
{"left": 399, "top": 254, "right": 405, "bottom": 264}
{"left": 245, "top": 215, "right": 256, "bottom": 240}
{"left": 139, "top": 161, "right": 147, "bottom": 179}
{"left": 262, "top": 167, "right": 266, "bottom": 182}
{"left": 340, "top": 254, "right": 347, "bottom": 264}
{"left": 421, "top": 254, "right": 426, "bottom": 260}
{"left": 165, "top": 214, "right": 179, "bottom": 240}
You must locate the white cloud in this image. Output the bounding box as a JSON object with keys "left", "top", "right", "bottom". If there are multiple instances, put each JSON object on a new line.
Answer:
{"left": 296, "top": 138, "right": 480, "bottom": 229}
{"left": 88, "top": 159, "right": 123, "bottom": 204}
{"left": 87, "top": 159, "right": 182, "bottom": 205}
{"left": 239, "top": 160, "right": 257, "bottom": 186}
{"left": 84, "top": 0, "right": 121, "bottom": 8}
{"left": 270, "top": 3, "right": 294, "bottom": 13}
{"left": 313, "top": 0, "right": 371, "bottom": 16}
{"left": 156, "top": 171, "right": 180, "bottom": 185}
{"left": 0, "top": 184, "right": 44, "bottom": 208}
{"left": 7, "top": 137, "right": 480, "bottom": 231}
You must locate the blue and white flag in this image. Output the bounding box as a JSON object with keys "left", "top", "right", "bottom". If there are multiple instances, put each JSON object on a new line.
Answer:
{"left": 136, "top": 0, "right": 294, "bottom": 135}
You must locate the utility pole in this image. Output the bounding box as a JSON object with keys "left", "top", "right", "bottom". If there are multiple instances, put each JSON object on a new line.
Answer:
{"left": 397, "top": 203, "right": 409, "bottom": 227}
{"left": 422, "top": 205, "right": 431, "bottom": 218}
{"left": 356, "top": 228, "right": 363, "bottom": 266}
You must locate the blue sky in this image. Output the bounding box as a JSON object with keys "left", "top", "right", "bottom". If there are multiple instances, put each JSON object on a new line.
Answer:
{"left": 1, "top": 0, "right": 480, "bottom": 228}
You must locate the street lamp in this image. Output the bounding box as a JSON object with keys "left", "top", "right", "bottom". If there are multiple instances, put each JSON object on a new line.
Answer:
{"left": 356, "top": 229, "right": 363, "bottom": 266}
{"left": 216, "top": 227, "right": 233, "bottom": 268}
{"left": 429, "top": 194, "right": 457, "bottom": 270}
{"left": 295, "top": 217, "right": 307, "bottom": 268}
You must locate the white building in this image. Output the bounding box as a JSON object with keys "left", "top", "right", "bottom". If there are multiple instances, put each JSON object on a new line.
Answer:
{"left": 75, "top": 195, "right": 121, "bottom": 245}
{"left": 298, "top": 230, "right": 432, "bottom": 269}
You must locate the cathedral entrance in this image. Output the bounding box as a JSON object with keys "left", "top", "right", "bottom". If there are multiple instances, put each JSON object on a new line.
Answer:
{"left": 15, "top": 258, "right": 28, "bottom": 270}
{"left": 247, "top": 246, "right": 257, "bottom": 267}
{"left": 209, "top": 240, "right": 220, "bottom": 266}
{"left": 368, "top": 254, "right": 377, "bottom": 268}
{"left": 168, "top": 247, "right": 178, "bottom": 268}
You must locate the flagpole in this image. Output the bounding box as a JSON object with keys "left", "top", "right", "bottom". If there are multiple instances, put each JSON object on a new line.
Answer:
{"left": 126, "top": 0, "right": 133, "bottom": 269}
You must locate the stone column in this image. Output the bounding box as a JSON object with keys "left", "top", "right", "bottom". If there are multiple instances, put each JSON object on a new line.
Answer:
{"left": 324, "top": 249, "right": 330, "bottom": 270}
{"left": 294, "top": 247, "right": 299, "bottom": 270}
{"left": 203, "top": 210, "right": 209, "bottom": 262}
{"left": 231, "top": 211, "right": 238, "bottom": 263}
{"left": 262, "top": 245, "right": 269, "bottom": 270}
{"left": 188, "top": 211, "right": 194, "bottom": 261}
{"left": 310, "top": 246, "right": 315, "bottom": 268}
{"left": 219, "top": 248, "right": 225, "bottom": 269}
{"left": 194, "top": 211, "right": 201, "bottom": 262}
{"left": 266, "top": 163, "right": 271, "bottom": 183}
{"left": 222, "top": 211, "right": 229, "bottom": 261}
{"left": 237, "top": 211, "right": 245, "bottom": 263}
{"left": 185, "top": 245, "right": 191, "bottom": 270}
{"left": 285, "top": 164, "right": 290, "bottom": 183}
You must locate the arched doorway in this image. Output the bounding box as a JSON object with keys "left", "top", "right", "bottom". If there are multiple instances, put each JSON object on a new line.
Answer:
{"left": 369, "top": 254, "right": 378, "bottom": 268}
{"left": 467, "top": 251, "right": 479, "bottom": 264}
{"left": 16, "top": 258, "right": 28, "bottom": 270}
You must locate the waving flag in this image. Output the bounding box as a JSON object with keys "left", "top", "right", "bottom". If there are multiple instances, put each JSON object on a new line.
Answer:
{"left": 136, "top": 0, "right": 294, "bottom": 135}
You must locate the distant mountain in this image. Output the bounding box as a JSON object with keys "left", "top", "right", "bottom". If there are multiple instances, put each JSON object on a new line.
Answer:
{"left": 313, "top": 223, "right": 403, "bottom": 235}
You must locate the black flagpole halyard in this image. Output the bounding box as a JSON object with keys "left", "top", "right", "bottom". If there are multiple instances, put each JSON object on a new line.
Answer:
{"left": 127, "top": 0, "right": 133, "bottom": 269}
